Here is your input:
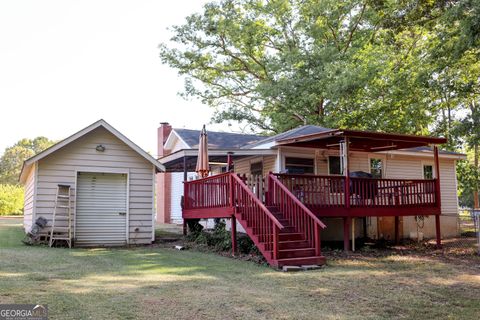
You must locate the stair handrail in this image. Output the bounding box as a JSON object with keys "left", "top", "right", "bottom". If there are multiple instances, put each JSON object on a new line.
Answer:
{"left": 268, "top": 173, "right": 326, "bottom": 229}
{"left": 231, "top": 173, "right": 284, "bottom": 230}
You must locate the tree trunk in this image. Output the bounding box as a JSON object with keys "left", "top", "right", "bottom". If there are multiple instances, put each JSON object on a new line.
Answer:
{"left": 473, "top": 101, "right": 479, "bottom": 208}
{"left": 474, "top": 143, "right": 479, "bottom": 208}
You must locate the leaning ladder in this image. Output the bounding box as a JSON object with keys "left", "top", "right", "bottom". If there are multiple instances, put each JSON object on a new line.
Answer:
{"left": 49, "top": 184, "right": 72, "bottom": 248}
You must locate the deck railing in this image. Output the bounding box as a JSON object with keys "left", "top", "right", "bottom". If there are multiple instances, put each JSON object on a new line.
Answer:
{"left": 231, "top": 174, "right": 284, "bottom": 255}
{"left": 183, "top": 173, "right": 284, "bottom": 258}
{"left": 183, "top": 173, "right": 231, "bottom": 210}
{"left": 349, "top": 178, "right": 437, "bottom": 207}
{"left": 267, "top": 173, "right": 326, "bottom": 256}
{"left": 273, "top": 173, "right": 437, "bottom": 209}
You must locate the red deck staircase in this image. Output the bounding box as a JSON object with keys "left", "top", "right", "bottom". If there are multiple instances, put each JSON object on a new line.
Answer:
{"left": 183, "top": 173, "right": 327, "bottom": 268}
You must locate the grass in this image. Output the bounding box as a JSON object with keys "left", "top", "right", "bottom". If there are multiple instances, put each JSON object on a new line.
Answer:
{"left": 1, "top": 218, "right": 479, "bottom": 320}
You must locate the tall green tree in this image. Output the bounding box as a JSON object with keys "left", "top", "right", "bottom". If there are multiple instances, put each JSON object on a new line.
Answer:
{"left": 0, "top": 137, "right": 55, "bottom": 185}
{"left": 159, "top": 0, "right": 450, "bottom": 134}
{"left": 160, "top": 0, "right": 480, "bottom": 206}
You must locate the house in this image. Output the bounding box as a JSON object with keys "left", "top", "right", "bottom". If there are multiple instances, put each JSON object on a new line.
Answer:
{"left": 160, "top": 124, "right": 466, "bottom": 267}
{"left": 19, "top": 119, "right": 164, "bottom": 247}
{"left": 156, "top": 122, "right": 266, "bottom": 223}
{"left": 234, "top": 126, "right": 465, "bottom": 241}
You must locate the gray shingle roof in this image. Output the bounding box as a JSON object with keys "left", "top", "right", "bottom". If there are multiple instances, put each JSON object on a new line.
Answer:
{"left": 174, "top": 128, "right": 266, "bottom": 149}
{"left": 242, "top": 125, "right": 333, "bottom": 149}
{"left": 175, "top": 125, "right": 464, "bottom": 157}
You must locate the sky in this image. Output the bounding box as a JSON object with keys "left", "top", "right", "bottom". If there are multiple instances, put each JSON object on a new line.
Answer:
{"left": 0, "top": 0, "right": 232, "bottom": 157}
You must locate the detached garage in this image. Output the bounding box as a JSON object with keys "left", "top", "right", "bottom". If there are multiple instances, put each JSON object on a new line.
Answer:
{"left": 19, "top": 119, "right": 164, "bottom": 247}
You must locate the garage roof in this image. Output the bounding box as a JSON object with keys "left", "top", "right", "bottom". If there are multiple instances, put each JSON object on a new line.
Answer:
{"left": 19, "top": 119, "right": 165, "bottom": 183}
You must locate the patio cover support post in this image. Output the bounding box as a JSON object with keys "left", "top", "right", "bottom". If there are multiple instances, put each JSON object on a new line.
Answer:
{"left": 394, "top": 216, "right": 399, "bottom": 245}
{"left": 343, "top": 137, "right": 350, "bottom": 209}
{"left": 183, "top": 156, "right": 188, "bottom": 181}
{"left": 343, "top": 217, "right": 351, "bottom": 251}
{"left": 227, "top": 152, "right": 234, "bottom": 172}
{"left": 434, "top": 146, "right": 441, "bottom": 210}
{"left": 231, "top": 214, "right": 237, "bottom": 256}
{"left": 434, "top": 146, "right": 442, "bottom": 248}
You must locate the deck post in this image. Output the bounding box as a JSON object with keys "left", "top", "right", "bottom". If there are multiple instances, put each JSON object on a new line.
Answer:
{"left": 231, "top": 215, "right": 237, "bottom": 256}
{"left": 314, "top": 223, "right": 321, "bottom": 256}
{"left": 343, "top": 217, "right": 351, "bottom": 251}
{"left": 435, "top": 215, "right": 442, "bottom": 248}
{"left": 273, "top": 225, "right": 279, "bottom": 260}
{"left": 394, "top": 216, "right": 399, "bottom": 245}
{"left": 229, "top": 173, "right": 234, "bottom": 208}
{"left": 351, "top": 218, "right": 355, "bottom": 251}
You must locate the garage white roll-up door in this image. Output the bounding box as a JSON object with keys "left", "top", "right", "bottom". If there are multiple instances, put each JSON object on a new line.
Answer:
{"left": 76, "top": 172, "right": 128, "bottom": 246}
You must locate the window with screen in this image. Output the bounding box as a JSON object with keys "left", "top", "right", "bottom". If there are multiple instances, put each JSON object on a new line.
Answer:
{"left": 370, "top": 158, "right": 383, "bottom": 178}
{"left": 285, "top": 157, "right": 314, "bottom": 174}
{"left": 250, "top": 161, "right": 263, "bottom": 176}
{"left": 328, "top": 156, "right": 341, "bottom": 175}
{"left": 423, "top": 165, "right": 433, "bottom": 179}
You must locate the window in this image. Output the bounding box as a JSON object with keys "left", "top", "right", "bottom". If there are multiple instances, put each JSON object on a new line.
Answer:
{"left": 285, "top": 157, "right": 314, "bottom": 174}
{"left": 250, "top": 161, "right": 263, "bottom": 176}
{"left": 370, "top": 158, "right": 383, "bottom": 178}
{"left": 423, "top": 164, "right": 434, "bottom": 179}
{"left": 328, "top": 156, "right": 341, "bottom": 175}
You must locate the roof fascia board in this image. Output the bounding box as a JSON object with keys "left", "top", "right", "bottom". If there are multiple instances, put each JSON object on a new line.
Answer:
{"left": 277, "top": 129, "right": 447, "bottom": 146}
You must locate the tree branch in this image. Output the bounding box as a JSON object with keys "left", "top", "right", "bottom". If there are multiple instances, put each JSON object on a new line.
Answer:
{"left": 342, "top": 1, "right": 367, "bottom": 54}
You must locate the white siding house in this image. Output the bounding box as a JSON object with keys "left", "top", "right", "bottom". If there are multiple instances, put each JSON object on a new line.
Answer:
{"left": 19, "top": 119, "right": 164, "bottom": 246}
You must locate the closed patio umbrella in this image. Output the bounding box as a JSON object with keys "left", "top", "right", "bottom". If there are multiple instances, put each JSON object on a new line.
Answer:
{"left": 195, "top": 125, "right": 209, "bottom": 178}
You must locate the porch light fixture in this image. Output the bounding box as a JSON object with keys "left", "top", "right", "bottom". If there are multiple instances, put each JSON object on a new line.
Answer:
{"left": 95, "top": 144, "right": 106, "bottom": 152}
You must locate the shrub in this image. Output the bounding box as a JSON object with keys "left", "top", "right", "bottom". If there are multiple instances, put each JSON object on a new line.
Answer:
{"left": 188, "top": 219, "right": 259, "bottom": 254}
{"left": 0, "top": 184, "right": 24, "bottom": 215}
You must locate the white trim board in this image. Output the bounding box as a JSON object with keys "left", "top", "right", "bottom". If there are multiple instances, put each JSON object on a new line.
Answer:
{"left": 163, "top": 130, "right": 191, "bottom": 151}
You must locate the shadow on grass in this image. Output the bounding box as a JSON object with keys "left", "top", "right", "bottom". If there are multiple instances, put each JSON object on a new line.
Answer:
{"left": 2, "top": 220, "right": 480, "bottom": 319}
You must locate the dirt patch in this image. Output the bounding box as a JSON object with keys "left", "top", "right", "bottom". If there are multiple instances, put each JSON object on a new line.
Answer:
{"left": 324, "top": 238, "right": 480, "bottom": 271}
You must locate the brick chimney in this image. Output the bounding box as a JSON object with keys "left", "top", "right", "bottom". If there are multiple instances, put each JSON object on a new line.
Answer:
{"left": 157, "top": 122, "right": 172, "bottom": 157}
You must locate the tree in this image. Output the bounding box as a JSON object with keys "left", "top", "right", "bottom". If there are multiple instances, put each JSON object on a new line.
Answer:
{"left": 0, "top": 137, "right": 55, "bottom": 185}
{"left": 159, "top": 0, "right": 452, "bottom": 134}
{"left": 0, "top": 184, "right": 24, "bottom": 215}
{"left": 161, "top": 0, "right": 480, "bottom": 206}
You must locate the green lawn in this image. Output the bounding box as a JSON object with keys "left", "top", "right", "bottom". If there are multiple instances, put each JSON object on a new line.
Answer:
{"left": 1, "top": 218, "right": 479, "bottom": 320}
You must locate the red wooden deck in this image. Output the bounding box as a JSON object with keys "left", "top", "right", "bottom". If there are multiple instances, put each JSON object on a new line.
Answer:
{"left": 182, "top": 172, "right": 442, "bottom": 268}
